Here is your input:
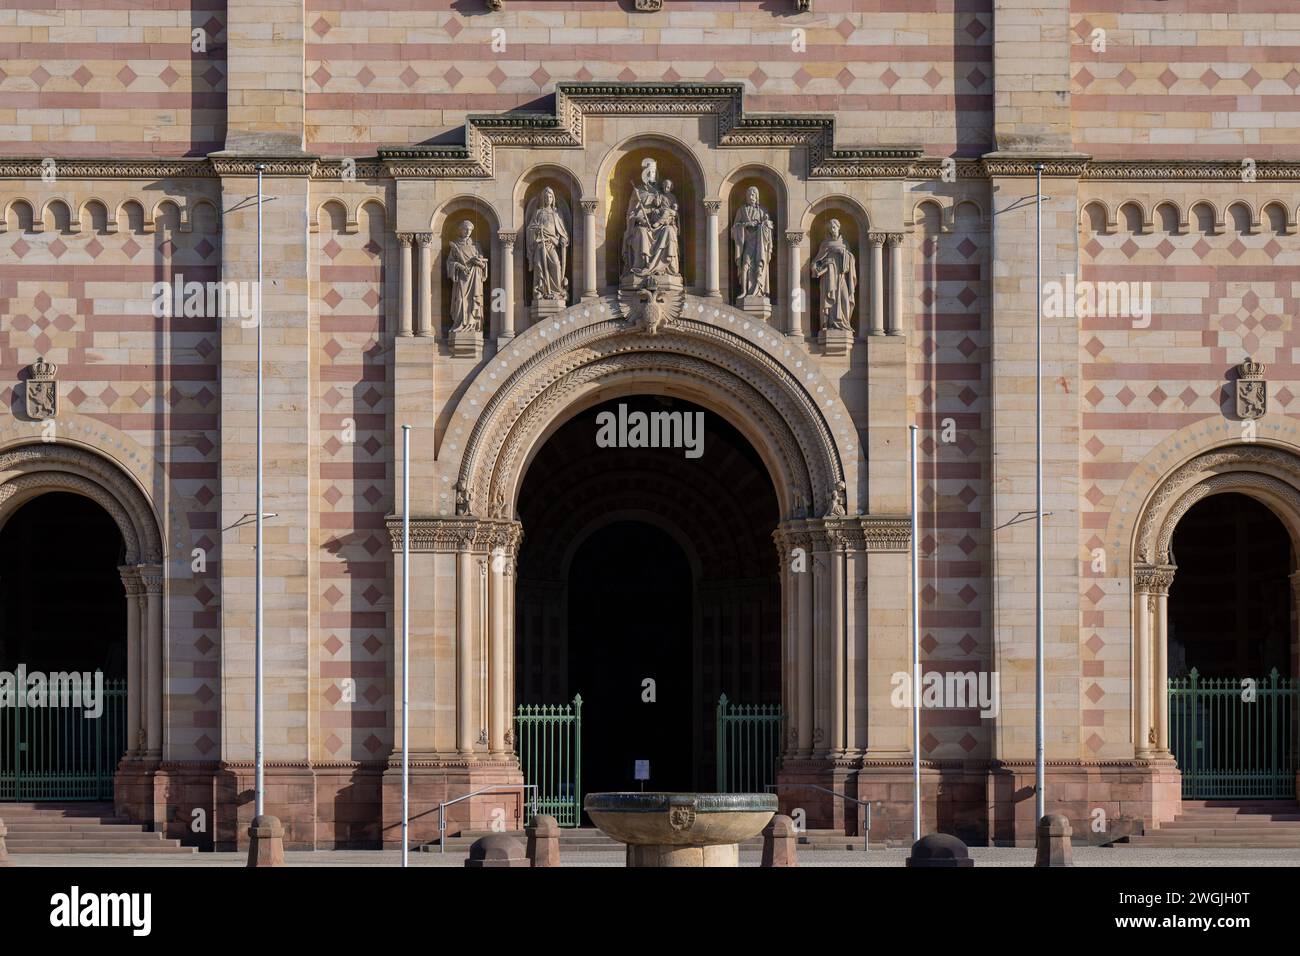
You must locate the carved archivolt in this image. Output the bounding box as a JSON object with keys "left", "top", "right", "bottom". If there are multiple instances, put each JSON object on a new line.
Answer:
{"left": 456, "top": 298, "right": 846, "bottom": 521}
{"left": 1134, "top": 445, "right": 1300, "bottom": 566}
{"left": 0, "top": 442, "right": 163, "bottom": 563}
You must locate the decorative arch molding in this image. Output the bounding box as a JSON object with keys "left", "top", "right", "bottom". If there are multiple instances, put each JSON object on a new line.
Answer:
{"left": 451, "top": 296, "right": 849, "bottom": 522}
{"left": 0, "top": 441, "right": 163, "bottom": 564}
{"left": 1133, "top": 444, "right": 1300, "bottom": 567}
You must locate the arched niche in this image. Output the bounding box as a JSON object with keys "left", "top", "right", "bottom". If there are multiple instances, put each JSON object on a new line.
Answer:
{"left": 723, "top": 167, "right": 786, "bottom": 324}
{"left": 514, "top": 165, "right": 581, "bottom": 329}
{"left": 806, "top": 198, "right": 867, "bottom": 337}
{"left": 82, "top": 199, "right": 110, "bottom": 235}
{"left": 602, "top": 138, "right": 703, "bottom": 290}
{"left": 432, "top": 197, "right": 500, "bottom": 340}
{"left": 5, "top": 199, "right": 34, "bottom": 233}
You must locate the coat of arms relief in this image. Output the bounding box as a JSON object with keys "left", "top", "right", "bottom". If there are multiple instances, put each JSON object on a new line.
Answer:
{"left": 1236, "top": 357, "right": 1267, "bottom": 420}
{"left": 24, "top": 356, "right": 58, "bottom": 421}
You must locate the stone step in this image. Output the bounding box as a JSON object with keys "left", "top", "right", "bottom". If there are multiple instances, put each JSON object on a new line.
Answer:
{"left": 1, "top": 802, "right": 193, "bottom": 854}
{"left": 6, "top": 843, "right": 197, "bottom": 854}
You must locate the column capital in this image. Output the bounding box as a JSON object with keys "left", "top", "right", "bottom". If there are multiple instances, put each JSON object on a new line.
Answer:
{"left": 396, "top": 232, "right": 414, "bottom": 247}
{"left": 703, "top": 200, "right": 722, "bottom": 215}
{"left": 118, "top": 564, "right": 145, "bottom": 595}
{"left": 137, "top": 564, "right": 165, "bottom": 594}
{"left": 579, "top": 199, "right": 598, "bottom": 214}
{"left": 498, "top": 230, "right": 517, "bottom": 247}
{"left": 784, "top": 230, "right": 805, "bottom": 246}
{"left": 1133, "top": 563, "right": 1176, "bottom": 595}
{"left": 885, "top": 232, "right": 905, "bottom": 248}
{"left": 867, "top": 232, "right": 888, "bottom": 246}
{"left": 416, "top": 232, "right": 433, "bottom": 248}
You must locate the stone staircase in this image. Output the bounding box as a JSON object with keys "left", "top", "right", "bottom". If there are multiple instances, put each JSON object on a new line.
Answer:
{"left": 428, "top": 826, "right": 871, "bottom": 853}
{"left": 1, "top": 802, "right": 196, "bottom": 854}
{"left": 1117, "top": 800, "right": 1300, "bottom": 848}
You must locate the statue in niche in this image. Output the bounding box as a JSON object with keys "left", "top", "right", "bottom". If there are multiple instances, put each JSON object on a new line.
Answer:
{"left": 525, "top": 186, "right": 570, "bottom": 302}
{"left": 621, "top": 158, "right": 681, "bottom": 283}
{"left": 446, "top": 220, "right": 488, "bottom": 332}
{"left": 731, "top": 186, "right": 774, "bottom": 300}
{"left": 811, "top": 219, "right": 857, "bottom": 332}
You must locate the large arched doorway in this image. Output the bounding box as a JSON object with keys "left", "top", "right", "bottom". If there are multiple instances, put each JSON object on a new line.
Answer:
{"left": 0, "top": 492, "right": 129, "bottom": 800}
{"left": 514, "top": 395, "right": 781, "bottom": 804}
{"left": 1165, "top": 492, "right": 1296, "bottom": 799}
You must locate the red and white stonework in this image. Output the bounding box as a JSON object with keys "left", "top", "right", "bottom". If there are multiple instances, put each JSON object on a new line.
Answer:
{"left": 0, "top": 0, "right": 1297, "bottom": 849}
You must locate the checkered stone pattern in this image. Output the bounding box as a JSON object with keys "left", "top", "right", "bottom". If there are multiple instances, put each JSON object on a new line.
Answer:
{"left": 0, "top": 0, "right": 226, "bottom": 156}
{"left": 911, "top": 200, "right": 991, "bottom": 759}
{"left": 316, "top": 201, "right": 393, "bottom": 762}
{"left": 0, "top": 192, "right": 223, "bottom": 759}
{"left": 304, "top": 0, "right": 994, "bottom": 157}
{"left": 1078, "top": 188, "right": 1300, "bottom": 756}
{"left": 1071, "top": 1, "right": 1300, "bottom": 158}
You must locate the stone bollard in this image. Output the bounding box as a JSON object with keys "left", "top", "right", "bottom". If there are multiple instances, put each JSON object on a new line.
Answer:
{"left": 760, "top": 814, "right": 798, "bottom": 867}
{"left": 905, "top": 832, "right": 974, "bottom": 868}
{"left": 0, "top": 817, "right": 10, "bottom": 867}
{"left": 1035, "top": 813, "right": 1073, "bottom": 867}
{"left": 246, "top": 814, "right": 286, "bottom": 868}
{"left": 526, "top": 815, "right": 561, "bottom": 867}
{"left": 465, "top": 833, "right": 529, "bottom": 868}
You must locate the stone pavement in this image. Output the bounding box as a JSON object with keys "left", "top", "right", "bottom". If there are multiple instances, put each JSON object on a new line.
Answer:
{"left": 8, "top": 846, "right": 1300, "bottom": 867}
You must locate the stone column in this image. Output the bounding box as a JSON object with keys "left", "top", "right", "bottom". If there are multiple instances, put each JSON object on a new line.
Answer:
{"left": 504, "top": 555, "right": 517, "bottom": 753}
{"left": 704, "top": 201, "right": 722, "bottom": 299}
{"left": 796, "top": 541, "right": 814, "bottom": 756}
{"left": 118, "top": 566, "right": 143, "bottom": 756}
{"left": 498, "top": 231, "right": 516, "bottom": 340}
{"left": 785, "top": 231, "right": 804, "bottom": 336}
{"left": 867, "top": 233, "right": 886, "bottom": 336}
{"left": 457, "top": 546, "right": 475, "bottom": 755}
{"left": 489, "top": 551, "right": 506, "bottom": 754}
{"left": 1148, "top": 564, "right": 1176, "bottom": 754}
{"left": 580, "top": 200, "right": 599, "bottom": 300}
{"left": 397, "top": 233, "right": 414, "bottom": 337}
{"left": 141, "top": 565, "right": 164, "bottom": 758}
{"left": 1134, "top": 587, "right": 1152, "bottom": 757}
{"left": 828, "top": 538, "right": 846, "bottom": 755}
{"left": 417, "top": 233, "right": 433, "bottom": 337}
{"left": 886, "top": 233, "right": 905, "bottom": 336}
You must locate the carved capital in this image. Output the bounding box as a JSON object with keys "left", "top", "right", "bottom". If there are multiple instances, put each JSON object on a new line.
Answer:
{"left": 1133, "top": 563, "right": 1177, "bottom": 595}
{"left": 703, "top": 200, "right": 722, "bottom": 215}
{"left": 137, "top": 564, "right": 165, "bottom": 594}
{"left": 386, "top": 515, "right": 523, "bottom": 555}
{"left": 396, "top": 232, "right": 414, "bottom": 247}
{"left": 784, "top": 231, "right": 805, "bottom": 246}
{"left": 416, "top": 233, "right": 433, "bottom": 248}
{"left": 498, "top": 230, "right": 517, "bottom": 247}
{"left": 118, "top": 565, "right": 145, "bottom": 596}
{"left": 885, "top": 232, "right": 905, "bottom": 248}
{"left": 579, "top": 199, "right": 598, "bottom": 215}
{"left": 867, "top": 232, "right": 889, "bottom": 246}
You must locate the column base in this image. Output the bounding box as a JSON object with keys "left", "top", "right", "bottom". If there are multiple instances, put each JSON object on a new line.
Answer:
{"left": 529, "top": 297, "right": 566, "bottom": 322}
{"left": 820, "top": 327, "right": 854, "bottom": 355}
{"left": 737, "top": 294, "right": 772, "bottom": 321}
{"left": 447, "top": 328, "right": 484, "bottom": 358}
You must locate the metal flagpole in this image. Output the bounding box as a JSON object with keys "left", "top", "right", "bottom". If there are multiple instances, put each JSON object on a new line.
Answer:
{"left": 909, "top": 424, "right": 920, "bottom": 843}
{"left": 401, "top": 425, "right": 411, "bottom": 867}
{"left": 255, "top": 163, "right": 265, "bottom": 819}
{"left": 1035, "top": 162, "right": 1046, "bottom": 823}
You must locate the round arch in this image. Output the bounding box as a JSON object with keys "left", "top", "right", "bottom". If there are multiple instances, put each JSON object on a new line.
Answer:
{"left": 453, "top": 305, "right": 847, "bottom": 522}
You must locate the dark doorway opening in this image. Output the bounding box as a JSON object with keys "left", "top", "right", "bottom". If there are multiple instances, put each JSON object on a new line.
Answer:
{"left": 515, "top": 394, "right": 781, "bottom": 809}
{"left": 568, "top": 521, "right": 693, "bottom": 794}
{"left": 0, "top": 492, "right": 127, "bottom": 675}
{"left": 1168, "top": 492, "right": 1292, "bottom": 680}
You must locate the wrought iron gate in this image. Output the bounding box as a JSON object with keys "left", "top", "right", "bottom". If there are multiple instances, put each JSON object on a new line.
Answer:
{"left": 1168, "top": 668, "right": 1296, "bottom": 799}
{"left": 715, "top": 694, "right": 783, "bottom": 793}
{"left": 0, "top": 677, "right": 127, "bottom": 801}
{"left": 515, "top": 694, "right": 582, "bottom": 827}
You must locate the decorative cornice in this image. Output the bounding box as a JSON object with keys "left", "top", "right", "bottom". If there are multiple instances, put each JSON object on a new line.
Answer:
{"left": 0, "top": 157, "right": 218, "bottom": 180}
{"left": 385, "top": 515, "right": 522, "bottom": 553}
{"left": 1082, "top": 159, "right": 1300, "bottom": 182}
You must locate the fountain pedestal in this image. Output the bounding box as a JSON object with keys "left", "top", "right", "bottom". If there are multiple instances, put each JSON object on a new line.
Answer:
{"left": 584, "top": 792, "right": 777, "bottom": 868}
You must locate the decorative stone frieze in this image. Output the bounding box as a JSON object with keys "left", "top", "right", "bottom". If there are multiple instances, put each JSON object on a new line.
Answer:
{"left": 773, "top": 515, "right": 911, "bottom": 553}
{"left": 385, "top": 515, "right": 522, "bottom": 555}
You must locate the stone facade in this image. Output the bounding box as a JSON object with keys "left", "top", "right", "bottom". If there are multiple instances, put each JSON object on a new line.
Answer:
{"left": 1, "top": 0, "right": 1299, "bottom": 848}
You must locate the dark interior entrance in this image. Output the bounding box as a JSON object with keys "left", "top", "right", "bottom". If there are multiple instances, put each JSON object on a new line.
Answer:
{"left": 515, "top": 394, "right": 781, "bottom": 805}
{"left": 0, "top": 492, "right": 128, "bottom": 801}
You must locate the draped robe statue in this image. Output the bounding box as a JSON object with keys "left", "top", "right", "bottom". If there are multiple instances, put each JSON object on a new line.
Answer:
{"left": 731, "top": 186, "right": 774, "bottom": 299}
{"left": 621, "top": 158, "right": 681, "bottom": 282}
{"left": 446, "top": 220, "right": 488, "bottom": 332}
{"left": 525, "top": 186, "right": 569, "bottom": 301}
{"left": 810, "top": 218, "right": 856, "bottom": 331}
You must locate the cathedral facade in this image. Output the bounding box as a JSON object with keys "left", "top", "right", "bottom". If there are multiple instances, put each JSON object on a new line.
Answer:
{"left": 1, "top": 0, "right": 1298, "bottom": 849}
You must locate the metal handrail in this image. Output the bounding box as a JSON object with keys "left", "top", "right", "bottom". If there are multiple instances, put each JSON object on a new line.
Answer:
{"left": 436, "top": 784, "right": 537, "bottom": 854}
{"left": 765, "top": 783, "right": 871, "bottom": 849}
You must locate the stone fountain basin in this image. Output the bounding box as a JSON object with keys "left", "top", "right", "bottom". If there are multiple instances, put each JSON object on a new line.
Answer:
{"left": 584, "top": 792, "right": 777, "bottom": 847}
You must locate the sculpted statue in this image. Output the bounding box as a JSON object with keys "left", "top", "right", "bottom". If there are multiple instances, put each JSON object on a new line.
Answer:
{"left": 731, "top": 186, "right": 774, "bottom": 299}
{"left": 525, "top": 186, "right": 569, "bottom": 301}
{"left": 810, "top": 219, "right": 856, "bottom": 332}
{"left": 622, "top": 158, "right": 680, "bottom": 281}
{"left": 446, "top": 220, "right": 488, "bottom": 332}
